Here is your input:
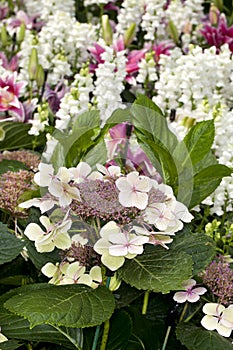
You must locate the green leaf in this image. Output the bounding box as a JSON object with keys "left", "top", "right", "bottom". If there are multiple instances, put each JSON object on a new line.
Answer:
{"left": 171, "top": 225, "right": 216, "bottom": 274}
{"left": 0, "top": 223, "right": 24, "bottom": 265}
{"left": 0, "top": 289, "right": 82, "bottom": 349}
{"left": 176, "top": 323, "right": 233, "bottom": 350}
{"left": 0, "top": 122, "right": 45, "bottom": 151}
{"left": 0, "top": 159, "right": 28, "bottom": 175}
{"left": 118, "top": 245, "right": 193, "bottom": 293}
{"left": 51, "top": 110, "right": 101, "bottom": 169}
{"left": 25, "top": 239, "right": 60, "bottom": 270}
{"left": 105, "top": 310, "right": 132, "bottom": 350}
{"left": 190, "top": 164, "right": 232, "bottom": 208}
{"left": 4, "top": 284, "right": 115, "bottom": 328}
{"left": 126, "top": 335, "right": 145, "bottom": 350}
{"left": 183, "top": 120, "right": 215, "bottom": 167}
{"left": 0, "top": 340, "right": 23, "bottom": 350}
{"left": 134, "top": 94, "right": 164, "bottom": 115}
{"left": 83, "top": 139, "right": 107, "bottom": 169}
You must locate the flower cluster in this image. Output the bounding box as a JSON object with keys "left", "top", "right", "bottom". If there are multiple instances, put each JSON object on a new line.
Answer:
{"left": 20, "top": 161, "right": 193, "bottom": 275}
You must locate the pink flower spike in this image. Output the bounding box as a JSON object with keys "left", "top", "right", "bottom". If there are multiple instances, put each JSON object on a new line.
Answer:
{"left": 173, "top": 279, "right": 207, "bottom": 303}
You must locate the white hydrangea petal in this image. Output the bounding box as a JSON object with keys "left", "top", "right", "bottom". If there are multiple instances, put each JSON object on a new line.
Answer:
{"left": 203, "top": 303, "right": 225, "bottom": 316}
{"left": 100, "top": 221, "right": 121, "bottom": 239}
{"left": 39, "top": 216, "right": 51, "bottom": 230}
{"left": 216, "top": 323, "right": 232, "bottom": 337}
{"left": 78, "top": 274, "right": 92, "bottom": 286}
{"left": 89, "top": 266, "right": 102, "bottom": 283}
{"left": 24, "top": 223, "right": 43, "bottom": 241}
{"left": 101, "top": 253, "right": 125, "bottom": 271}
{"left": 109, "top": 244, "right": 128, "bottom": 256}
{"left": 186, "top": 293, "right": 200, "bottom": 303}
{"left": 201, "top": 315, "right": 218, "bottom": 330}
{"left": 192, "top": 287, "right": 207, "bottom": 295}
{"left": 174, "top": 201, "right": 194, "bottom": 222}
{"left": 182, "top": 279, "right": 196, "bottom": 289}
{"left": 41, "top": 262, "right": 58, "bottom": 277}
{"left": 128, "top": 244, "right": 144, "bottom": 255}
{"left": 173, "top": 291, "right": 188, "bottom": 303}
{"left": 94, "top": 238, "right": 111, "bottom": 255}
{"left": 0, "top": 332, "right": 8, "bottom": 343}
{"left": 108, "top": 232, "right": 128, "bottom": 244}
{"left": 57, "top": 167, "right": 72, "bottom": 183}
{"left": 54, "top": 232, "right": 71, "bottom": 250}
{"left": 115, "top": 177, "right": 132, "bottom": 192}
{"left": 34, "top": 163, "right": 54, "bottom": 187}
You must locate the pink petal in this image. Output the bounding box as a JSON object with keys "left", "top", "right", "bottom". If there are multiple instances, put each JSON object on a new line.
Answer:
{"left": 173, "top": 291, "right": 188, "bottom": 303}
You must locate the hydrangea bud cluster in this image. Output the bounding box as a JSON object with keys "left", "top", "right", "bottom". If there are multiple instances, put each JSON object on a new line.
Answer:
{"left": 0, "top": 169, "right": 34, "bottom": 216}
{"left": 200, "top": 256, "right": 233, "bottom": 305}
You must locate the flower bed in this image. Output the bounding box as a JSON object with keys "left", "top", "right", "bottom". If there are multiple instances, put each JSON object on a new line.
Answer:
{"left": 0, "top": 1, "right": 233, "bottom": 349}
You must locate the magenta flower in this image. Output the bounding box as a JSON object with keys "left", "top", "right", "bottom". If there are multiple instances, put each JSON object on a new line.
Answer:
{"left": 200, "top": 14, "right": 233, "bottom": 53}
{"left": 173, "top": 279, "right": 207, "bottom": 303}
{"left": 0, "top": 73, "right": 26, "bottom": 121}
{"left": 0, "top": 52, "right": 18, "bottom": 72}
{"left": 152, "top": 41, "right": 174, "bottom": 63}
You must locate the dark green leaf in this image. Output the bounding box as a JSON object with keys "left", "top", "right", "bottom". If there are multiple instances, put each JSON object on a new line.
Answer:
{"left": 4, "top": 284, "right": 115, "bottom": 328}
{"left": 25, "top": 239, "right": 60, "bottom": 270}
{"left": 0, "top": 122, "right": 45, "bottom": 151}
{"left": 0, "top": 160, "right": 28, "bottom": 175}
{"left": 0, "top": 289, "right": 82, "bottom": 349}
{"left": 0, "top": 340, "right": 23, "bottom": 350}
{"left": 190, "top": 164, "right": 232, "bottom": 208}
{"left": 0, "top": 223, "right": 24, "bottom": 265}
{"left": 118, "top": 245, "right": 193, "bottom": 293}
{"left": 171, "top": 225, "right": 216, "bottom": 274}
{"left": 176, "top": 323, "right": 233, "bottom": 350}
{"left": 106, "top": 310, "right": 132, "bottom": 350}
{"left": 134, "top": 94, "right": 164, "bottom": 115}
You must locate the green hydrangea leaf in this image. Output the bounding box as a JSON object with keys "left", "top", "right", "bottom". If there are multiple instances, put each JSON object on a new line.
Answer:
{"left": 176, "top": 323, "right": 233, "bottom": 350}
{"left": 171, "top": 225, "right": 216, "bottom": 274}
{"left": 118, "top": 245, "right": 193, "bottom": 293}
{"left": 4, "top": 284, "right": 115, "bottom": 329}
{"left": 0, "top": 223, "right": 24, "bottom": 265}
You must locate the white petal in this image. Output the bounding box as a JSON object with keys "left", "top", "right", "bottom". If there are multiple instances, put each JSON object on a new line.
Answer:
{"left": 99, "top": 221, "right": 121, "bottom": 239}
{"left": 49, "top": 180, "right": 63, "bottom": 197}
{"left": 187, "top": 293, "right": 200, "bottom": 303}
{"left": 57, "top": 167, "right": 71, "bottom": 183}
{"left": 24, "top": 223, "right": 43, "bottom": 241}
{"left": 203, "top": 303, "right": 225, "bottom": 316}
{"left": 34, "top": 163, "right": 54, "bottom": 187}
{"left": 201, "top": 315, "right": 218, "bottom": 330}
{"left": 174, "top": 201, "right": 193, "bottom": 222}
{"left": 173, "top": 291, "right": 188, "bottom": 303}
{"left": 128, "top": 244, "right": 144, "bottom": 255}
{"left": 109, "top": 244, "right": 128, "bottom": 256}
{"left": 94, "top": 238, "right": 111, "bottom": 255}
{"left": 101, "top": 253, "right": 125, "bottom": 271}
{"left": 115, "top": 177, "right": 132, "bottom": 192}
{"left": 78, "top": 274, "right": 92, "bottom": 286}
{"left": 89, "top": 266, "right": 102, "bottom": 283}
{"left": 216, "top": 323, "right": 232, "bottom": 337}
{"left": 108, "top": 232, "right": 128, "bottom": 244}
{"left": 182, "top": 279, "right": 196, "bottom": 289}
{"left": 192, "top": 287, "right": 207, "bottom": 295}
{"left": 0, "top": 332, "right": 8, "bottom": 343}
{"left": 39, "top": 216, "right": 51, "bottom": 230}
{"left": 54, "top": 232, "right": 71, "bottom": 250}
{"left": 41, "top": 262, "right": 58, "bottom": 277}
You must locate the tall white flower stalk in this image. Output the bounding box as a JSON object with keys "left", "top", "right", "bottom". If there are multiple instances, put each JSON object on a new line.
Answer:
{"left": 93, "top": 46, "right": 127, "bottom": 125}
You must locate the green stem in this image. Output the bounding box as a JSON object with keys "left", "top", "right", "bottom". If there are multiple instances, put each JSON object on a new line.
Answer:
{"left": 161, "top": 326, "right": 171, "bottom": 350}
{"left": 179, "top": 302, "right": 188, "bottom": 322}
{"left": 91, "top": 326, "right": 101, "bottom": 350}
{"left": 91, "top": 276, "right": 112, "bottom": 350}
{"left": 142, "top": 290, "right": 150, "bottom": 315}
{"left": 100, "top": 320, "right": 110, "bottom": 350}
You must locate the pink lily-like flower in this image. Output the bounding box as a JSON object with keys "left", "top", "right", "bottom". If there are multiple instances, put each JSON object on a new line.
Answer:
{"left": 0, "top": 73, "right": 25, "bottom": 121}
{"left": 152, "top": 41, "right": 174, "bottom": 64}
{"left": 200, "top": 14, "right": 233, "bottom": 53}
{"left": 0, "top": 52, "right": 18, "bottom": 71}
{"left": 173, "top": 279, "right": 207, "bottom": 303}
